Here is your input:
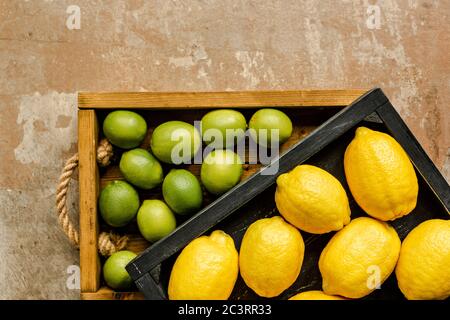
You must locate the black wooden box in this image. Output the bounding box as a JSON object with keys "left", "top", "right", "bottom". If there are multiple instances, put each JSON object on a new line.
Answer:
{"left": 126, "top": 88, "right": 450, "bottom": 300}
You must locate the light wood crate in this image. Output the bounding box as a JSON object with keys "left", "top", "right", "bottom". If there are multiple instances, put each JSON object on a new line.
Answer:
{"left": 77, "top": 90, "right": 365, "bottom": 300}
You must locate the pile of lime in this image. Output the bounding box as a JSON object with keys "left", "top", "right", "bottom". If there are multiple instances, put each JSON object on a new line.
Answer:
{"left": 98, "top": 108, "right": 293, "bottom": 290}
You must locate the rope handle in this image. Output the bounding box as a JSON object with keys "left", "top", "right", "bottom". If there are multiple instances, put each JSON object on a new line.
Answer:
{"left": 56, "top": 138, "right": 128, "bottom": 256}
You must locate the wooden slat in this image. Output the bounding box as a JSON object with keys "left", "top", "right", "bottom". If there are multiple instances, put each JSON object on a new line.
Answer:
{"left": 78, "top": 90, "right": 367, "bottom": 109}
{"left": 81, "top": 287, "right": 144, "bottom": 300}
{"left": 78, "top": 110, "right": 100, "bottom": 293}
{"left": 125, "top": 234, "right": 150, "bottom": 254}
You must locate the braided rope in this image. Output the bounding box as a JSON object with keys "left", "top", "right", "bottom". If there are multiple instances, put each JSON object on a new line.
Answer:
{"left": 55, "top": 138, "right": 128, "bottom": 256}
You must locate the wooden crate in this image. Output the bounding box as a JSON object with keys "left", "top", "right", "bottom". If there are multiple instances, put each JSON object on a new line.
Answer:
{"left": 77, "top": 90, "right": 366, "bottom": 300}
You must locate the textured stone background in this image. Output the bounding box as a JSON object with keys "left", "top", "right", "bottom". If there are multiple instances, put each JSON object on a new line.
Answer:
{"left": 0, "top": 0, "right": 448, "bottom": 299}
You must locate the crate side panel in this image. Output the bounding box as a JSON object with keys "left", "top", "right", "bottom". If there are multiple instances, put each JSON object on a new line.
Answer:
{"left": 78, "top": 109, "right": 101, "bottom": 292}
{"left": 81, "top": 287, "right": 145, "bottom": 300}
{"left": 78, "top": 90, "right": 367, "bottom": 109}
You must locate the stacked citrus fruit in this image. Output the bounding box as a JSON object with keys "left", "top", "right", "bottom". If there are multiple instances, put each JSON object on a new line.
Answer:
{"left": 168, "top": 126, "right": 449, "bottom": 301}
{"left": 98, "top": 108, "right": 294, "bottom": 291}
{"left": 98, "top": 109, "right": 449, "bottom": 300}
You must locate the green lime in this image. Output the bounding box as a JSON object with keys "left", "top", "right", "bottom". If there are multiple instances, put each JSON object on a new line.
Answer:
{"left": 150, "top": 121, "right": 201, "bottom": 164}
{"left": 103, "top": 110, "right": 147, "bottom": 149}
{"left": 201, "top": 149, "right": 243, "bottom": 195}
{"left": 119, "top": 148, "right": 163, "bottom": 190}
{"left": 99, "top": 180, "right": 139, "bottom": 227}
{"left": 162, "top": 169, "right": 203, "bottom": 215}
{"left": 137, "top": 200, "right": 177, "bottom": 243}
{"left": 249, "top": 109, "right": 293, "bottom": 148}
{"left": 201, "top": 109, "right": 247, "bottom": 148}
{"left": 103, "top": 250, "right": 137, "bottom": 290}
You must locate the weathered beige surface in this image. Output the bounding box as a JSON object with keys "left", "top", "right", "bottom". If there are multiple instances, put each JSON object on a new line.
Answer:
{"left": 0, "top": 0, "right": 448, "bottom": 299}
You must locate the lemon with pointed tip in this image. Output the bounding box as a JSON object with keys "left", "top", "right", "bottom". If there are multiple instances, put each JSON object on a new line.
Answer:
{"left": 289, "top": 290, "right": 345, "bottom": 300}
{"left": 275, "top": 165, "right": 351, "bottom": 234}
{"left": 395, "top": 219, "right": 450, "bottom": 300}
{"left": 344, "top": 127, "right": 418, "bottom": 221}
{"left": 239, "top": 216, "right": 305, "bottom": 298}
{"left": 319, "top": 217, "right": 401, "bottom": 299}
{"left": 168, "top": 230, "right": 239, "bottom": 300}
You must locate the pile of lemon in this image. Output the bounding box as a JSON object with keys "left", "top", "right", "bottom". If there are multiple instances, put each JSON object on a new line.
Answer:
{"left": 168, "top": 127, "right": 450, "bottom": 300}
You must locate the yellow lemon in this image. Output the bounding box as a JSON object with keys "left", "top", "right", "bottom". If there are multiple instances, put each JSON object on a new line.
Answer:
{"left": 395, "top": 219, "right": 450, "bottom": 300}
{"left": 344, "top": 127, "right": 418, "bottom": 221}
{"left": 319, "top": 217, "right": 401, "bottom": 299}
{"left": 168, "top": 230, "right": 238, "bottom": 300}
{"left": 289, "top": 290, "right": 345, "bottom": 300}
{"left": 239, "top": 216, "right": 305, "bottom": 298}
{"left": 275, "top": 165, "right": 351, "bottom": 234}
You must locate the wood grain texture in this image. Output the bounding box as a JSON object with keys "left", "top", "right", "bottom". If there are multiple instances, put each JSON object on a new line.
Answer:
{"left": 125, "top": 234, "right": 150, "bottom": 254}
{"left": 81, "top": 287, "right": 144, "bottom": 300}
{"left": 78, "top": 90, "right": 367, "bottom": 109}
{"left": 78, "top": 110, "right": 100, "bottom": 293}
